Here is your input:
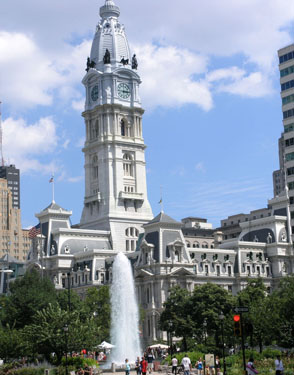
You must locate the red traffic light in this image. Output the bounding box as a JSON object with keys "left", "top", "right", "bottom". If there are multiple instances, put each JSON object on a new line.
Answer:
{"left": 233, "top": 315, "right": 240, "bottom": 322}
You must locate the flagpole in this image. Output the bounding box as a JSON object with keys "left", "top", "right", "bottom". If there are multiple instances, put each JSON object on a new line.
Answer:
{"left": 160, "top": 185, "right": 164, "bottom": 213}
{"left": 50, "top": 174, "right": 55, "bottom": 203}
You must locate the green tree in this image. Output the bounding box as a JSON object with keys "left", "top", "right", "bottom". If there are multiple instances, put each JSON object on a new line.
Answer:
{"left": 159, "top": 285, "right": 192, "bottom": 350}
{"left": 3, "top": 269, "right": 57, "bottom": 328}
{"left": 84, "top": 286, "right": 111, "bottom": 342}
{"left": 270, "top": 275, "right": 294, "bottom": 348}
{"left": 23, "top": 303, "right": 100, "bottom": 363}
{"left": 57, "top": 288, "right": 84, "bottom": 312}
{"left": 0, "top": 324, "right": 25, "bottom": 361}
{"left": 190, "top": 283, "right": 234, "bottom": 348}
{"left": 237, "top": 278, "right": 274, "bottom": 352}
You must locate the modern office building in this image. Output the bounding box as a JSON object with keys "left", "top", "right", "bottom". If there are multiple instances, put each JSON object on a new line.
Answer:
{"left": 0, "top": 164, "right": 20, "bottom": 209}
{"left": 276, "top": 44, "right": 294, "bottom": 233}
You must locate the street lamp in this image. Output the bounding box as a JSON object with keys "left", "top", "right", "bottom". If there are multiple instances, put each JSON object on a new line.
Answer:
{"left": 203, "top": 319, "right": 207, "bottom": 346}
{"left": 219, "top": 312, "right": 227, "bottom": 375}
{"left": 167, "top": 321, "right": 173, "bottom": 356}
{"left": 67, "top": 272, "right": 71, "bottom": 312}
{"left": 64, "top": 324, "right": 69, "bottom": 375}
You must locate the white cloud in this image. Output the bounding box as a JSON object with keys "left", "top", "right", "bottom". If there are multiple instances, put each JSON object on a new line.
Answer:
{"left": 72, "top": 99, "right": 85, "bottom": 112}
{"left": 207, "top": 67, "right": 273, "bottom": 97}
{"left": 134, "top": 43, "right": 212, "bottom": 110}
{"left": 0, "top": 0, "right": 293, "bottom": 112}
{"left": 2, "top": 116, "right": 59, "bottom": 173}
{"left": 218, "top": 72, "right": 273, "bottom": 98}
{"left": 0, "top": 31, "right": 90, "bottom": 109}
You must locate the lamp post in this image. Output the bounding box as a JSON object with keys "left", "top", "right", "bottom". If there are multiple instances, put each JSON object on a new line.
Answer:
{"left": 67, "top": 272, "right": 71, "bottom": 312}
{"left": 167, "top": 321, "right": 173, "bottom": 356}
{"left": 219, "top": 312, "right": 227, "bottom": 375}
{"left": 64, "top": 324, "right": 69, "bottom": 375}
{"left": 203, "top": 319, "right": 207, "bottom": 346}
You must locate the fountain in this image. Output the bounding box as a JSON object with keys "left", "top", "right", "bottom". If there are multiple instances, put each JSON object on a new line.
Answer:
{"left": 110, "top": 252, "right": 141, "bottom": 364}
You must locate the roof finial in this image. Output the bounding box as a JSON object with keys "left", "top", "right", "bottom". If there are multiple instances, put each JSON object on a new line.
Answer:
{"left": 100, "top": 0, "right": 120, "bottom": 19}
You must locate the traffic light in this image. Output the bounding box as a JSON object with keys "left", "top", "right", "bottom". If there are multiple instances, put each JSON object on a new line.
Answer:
{"left": 233, "top": 314, "right": 242, "bottom": 336}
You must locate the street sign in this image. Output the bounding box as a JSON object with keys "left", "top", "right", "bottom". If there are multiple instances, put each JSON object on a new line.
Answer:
{"left": 234, "top": 307, "right": 249, "bottom": 313}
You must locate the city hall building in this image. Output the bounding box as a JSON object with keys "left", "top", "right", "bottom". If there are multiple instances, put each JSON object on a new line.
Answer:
{"left": 26, "top": 0, "right": 294, "bottom": 345}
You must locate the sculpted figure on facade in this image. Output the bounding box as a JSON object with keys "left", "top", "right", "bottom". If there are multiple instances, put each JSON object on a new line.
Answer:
{"left": 267, "top": 232, "right": 273, "bottom": 244}
{"left": 103, "top": 49, "right": 111, "bottom": 64}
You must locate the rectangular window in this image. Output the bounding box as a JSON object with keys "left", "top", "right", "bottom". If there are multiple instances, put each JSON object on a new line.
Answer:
{"left": 290, "top": 196, "right": 294, "bottom": 204}
{"left": 282, "top": 94, "right": 294, "bottom": 105}
{"left": 291, "top": 211, "right": 294, "bottom": 219}
{"left": 288, "top": 167, "right": 294, "bottom": 176}
{"left": 288, "top": 182, "right": 294, "bottom": 190}
{"left": 280, "top": 51, "right": 294, "bottom": 64}
{"left": 283, "top": 109, "right": 294, "bottom": 119}
{"left": 285, "top": 123, "right": 294, "bottom": 133}
{"left": 281, "top": 80, "right": 294, "bottom": 92}
{"left": 286, "top": 152, "right": 294, "bottom": 161}
{"left": 281, "top": 65, "right": 294, "bottom": 77}
{"left": 286, "top": 138, "right": 294, "bottom": 147}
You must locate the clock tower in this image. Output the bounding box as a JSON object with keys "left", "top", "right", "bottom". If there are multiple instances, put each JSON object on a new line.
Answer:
{"left": 80, "top": 0, "right": 153, "bottom": 252}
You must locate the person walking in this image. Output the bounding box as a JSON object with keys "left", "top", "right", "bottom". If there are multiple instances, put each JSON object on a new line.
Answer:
{"left": 136, "top": 356, "right": 142, "bottom": 375}
{"left": 246, "top": 358, "right": 258, "bottom": 375}
{"left": 195, "top": 358, "right": 203, "bottom": 375}
{"left": 171, "top": 356, "right": 178, "bottom": 375}
{"left": 141, "top": 356, "right": 148, "bottom": 375}
{"left": 275, "top": 355, "right": 284, "bottom": 375}
{"left": 125, "top": 359, "right": 130, "bottom": 375}
{"left": 147, "top": 350, "right": 154, "bottom": 374}
{"left": 181, "top": 354, "right": 192, "bottom": 375}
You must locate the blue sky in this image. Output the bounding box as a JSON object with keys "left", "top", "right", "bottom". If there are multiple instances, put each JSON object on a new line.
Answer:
{"left": 0, "top": 0, "right": 293, "bottom": 228}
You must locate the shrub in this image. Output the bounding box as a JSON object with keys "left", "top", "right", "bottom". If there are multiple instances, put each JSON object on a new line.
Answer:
{"left": 60, "top": 357, "right": 98, "bottom": 369}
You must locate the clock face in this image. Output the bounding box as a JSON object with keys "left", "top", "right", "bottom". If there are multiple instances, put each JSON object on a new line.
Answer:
{"left": 117, "top": 83, "right": 131, "bottom": 99}
{"left": 91, "top": 85, "right": 99, "bottom": 102}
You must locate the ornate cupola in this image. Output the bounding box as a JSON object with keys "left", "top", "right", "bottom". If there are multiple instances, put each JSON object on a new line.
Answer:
{"left": 90, "top": 0, "right": 131, "bottom": 72}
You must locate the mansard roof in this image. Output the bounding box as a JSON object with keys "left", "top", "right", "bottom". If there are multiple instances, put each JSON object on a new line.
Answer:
{"left": 147, "top": 211, "right": 181, "bottom": 226}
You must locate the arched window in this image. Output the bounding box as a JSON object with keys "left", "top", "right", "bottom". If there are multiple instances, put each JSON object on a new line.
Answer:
{"left": 193, "top": 242, "right": 199, "bottom": 248}
{"left": 92, "top": 155, "right": 98, "bottom": 180}
{"left": 123, "top": 153, "right": 133, "bottom": 177}
{"left": 121, "top": 119, "right": 125, "bottom": 136}
{"left": 94, "top": 120, "right": 99, "bottom": 138}
{"left": 202, "top": 242, "right": 208, "bottom": 249}
{"left": 125, "top": 227, "right": 139, "bottom": 251}
{"left": 186, "top": 242, "right": 191, "bottom": 248}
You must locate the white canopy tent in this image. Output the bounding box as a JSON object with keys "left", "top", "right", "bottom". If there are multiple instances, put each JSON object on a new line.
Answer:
{"left": 97, "top": 341, "right": 115, "bottom": 349}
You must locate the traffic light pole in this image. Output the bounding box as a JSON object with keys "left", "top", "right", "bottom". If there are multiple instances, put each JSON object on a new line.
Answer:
{"left": 240, "top": 312, "right": 246, "bottom": 375}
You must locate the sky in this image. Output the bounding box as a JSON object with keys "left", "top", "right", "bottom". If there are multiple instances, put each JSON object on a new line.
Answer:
{"left": 0, "top": 0, "right": 294, "bottom": 229}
